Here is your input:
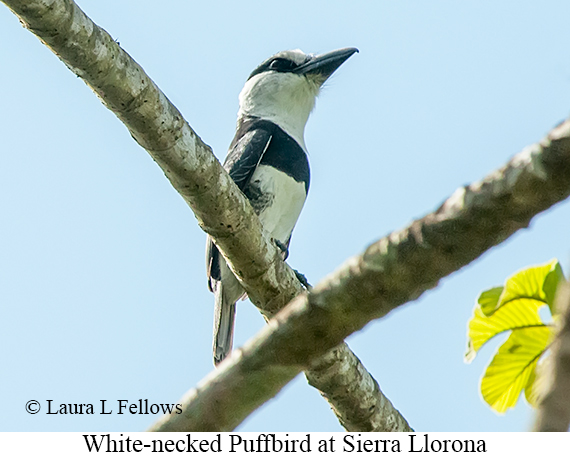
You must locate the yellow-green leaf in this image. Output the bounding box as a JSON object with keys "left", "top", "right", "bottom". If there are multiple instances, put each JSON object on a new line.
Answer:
{"left": 494, "top": 259, "right": 562, "bottom": 314}
{"left": 543, "top": 264, "right": 565, "bottom": 315}
{"left": 478, "top": 286, "right": 503, "bottom": 316}
{"left": 524, "top": 355, "right": 550, "bottom": 407}
{"left": 481, "top": 326, "right": 551, "bottom": 413}
{"left": 465, "top": 297, "right": 545, "bottom": 362}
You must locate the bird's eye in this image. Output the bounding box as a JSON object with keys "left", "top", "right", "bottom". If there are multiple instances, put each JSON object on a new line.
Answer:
{"left": 268, "top": 58, "right": 296, "bottom": 72}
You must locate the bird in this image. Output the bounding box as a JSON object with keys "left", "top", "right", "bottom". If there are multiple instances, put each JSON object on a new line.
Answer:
{"left": 206, "top": 47, "right": 358, "bottom": 365}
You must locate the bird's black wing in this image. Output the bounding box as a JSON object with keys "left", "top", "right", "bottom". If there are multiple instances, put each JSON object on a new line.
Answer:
{"left": 206, "top": 122, "right": 274, "bottom": 287}
{"left": 223, "top": 123, "right": 273, "bottom": 190}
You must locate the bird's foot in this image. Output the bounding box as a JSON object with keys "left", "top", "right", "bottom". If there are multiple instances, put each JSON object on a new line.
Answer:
{"left": 273, "top": 239, "right": 311, "bottom": 290}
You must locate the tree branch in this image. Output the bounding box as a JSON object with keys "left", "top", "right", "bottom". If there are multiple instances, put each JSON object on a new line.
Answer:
{"left": 306, "top": 343, "right": 412, "bottom": 432}
{"left": 533, "top": 281, "right": 570, "bottom": 432}
{"left": 2, "top": 0, "right": 406, "bottom": 431}
{"left": 148, "top": 119, "right": 570, "bottom": 431}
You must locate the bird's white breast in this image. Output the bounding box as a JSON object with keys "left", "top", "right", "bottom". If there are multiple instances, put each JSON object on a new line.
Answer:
{"left": 248, "top": 164, "right": 307, "bottom": 243}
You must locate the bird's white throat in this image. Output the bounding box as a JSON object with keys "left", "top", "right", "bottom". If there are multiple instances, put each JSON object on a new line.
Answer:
{"left": 237, "top": 71, "right": 320, "bottom": 151}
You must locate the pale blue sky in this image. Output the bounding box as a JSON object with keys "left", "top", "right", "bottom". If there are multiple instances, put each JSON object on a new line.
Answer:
{"left": 1, "top": 1, "right": 570, "bottom": 432}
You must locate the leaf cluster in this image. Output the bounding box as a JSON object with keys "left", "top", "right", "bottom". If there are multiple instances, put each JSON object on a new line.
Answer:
{"left": 466, "top": 259, "right": 565, "bottom": 413}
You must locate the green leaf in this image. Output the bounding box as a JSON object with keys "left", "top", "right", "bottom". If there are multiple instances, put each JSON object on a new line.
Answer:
{"left": 478, "top": 286, "right": 504, "bottom": 317}
{"left": 466, "top": 259, "right": 561, "bottom": 362}
{"left": 466, "top": 259, "right": 565, "bottom": 414}
{"left": 524, "top": 355, "right": 550, "bottom": 407}
{"left": 481, "top": 326, "right": 551, "bottom": 413}
{"left": 465, "top": 297, "right": 545, "bottom": 363}
{"left": 494, "top": 259, "right": 562, "bottom": 315}
{"left": 543, "top": 262, "right": 565, "bottom": 315}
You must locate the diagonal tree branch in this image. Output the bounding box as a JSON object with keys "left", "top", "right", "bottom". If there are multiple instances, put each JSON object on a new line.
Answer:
{"left": 305, "top": 343, "right": 411, "bottom": 432}
{"left": 1, "top": 0, "right": 407, "bottom": 431}
{"left": 147, "top": 119, "right": 570, "bottom": 431}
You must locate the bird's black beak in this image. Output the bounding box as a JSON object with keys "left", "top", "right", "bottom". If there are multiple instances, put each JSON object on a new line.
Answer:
{"left": 294, "top": 47, "right": 358, "bottom": 82}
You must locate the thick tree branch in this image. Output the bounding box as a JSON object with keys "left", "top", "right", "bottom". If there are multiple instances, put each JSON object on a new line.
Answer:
{"left": 533, "top": 281, "right": 570, "bottom": 432}
{"left": 148, "top": 119, "right": 570, "bottom": 431}
{"left": 306, "top": 343, "right": 411, "bottom": 432}
{"left": 1, "top": 0, "right": 405, "bottom": 431}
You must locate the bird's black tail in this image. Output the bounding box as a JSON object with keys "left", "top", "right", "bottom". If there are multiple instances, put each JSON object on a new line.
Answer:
{"left": 212, "top": 283, "right": 236, "bottom": 365}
